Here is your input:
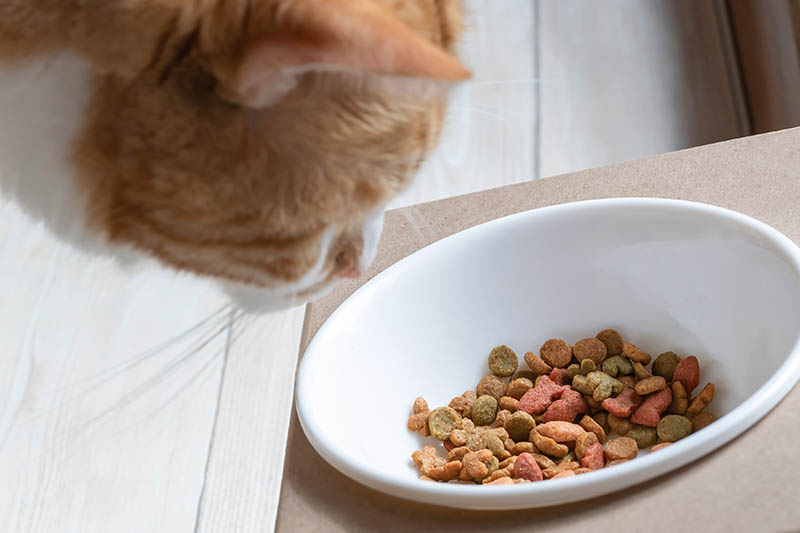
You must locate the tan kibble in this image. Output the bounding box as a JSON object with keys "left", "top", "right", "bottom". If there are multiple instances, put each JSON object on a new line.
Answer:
{"left": 460, "top": 449, "right": 498, "bottom": 481}
{"left": 574, "top": 467, "right": 593, "bottom": 474}
{"left": 575, "top": 431, "right": 599, "bottom": 460}
{"left": 483, "top": 468, "right": 513, "bottom": 484}
{"left": 539, "top": 339, "right": 573, "bottom": 368}
{"left": 542, "top": 461, "right": 579, "bottom": 479}
{"left": 687, "top": 382, "right": 715, "bottom": 415}
{"left": 448, "top": 390, "right": 477, "bottom": 418}
{"left": 607, "top": 413, "right": 632, "bottom": 436}
{"left": 507, "top": 377, "right": 534, "bottom": 399}
{"left": 498, "top": 455, "right": 517, "bottom": 469}
{"left": 650, "top": 442, "right": 673, "bottom": 452}
{"left": 573, "top": 338, "right": 607, "bottom": 365}
{"left": 524, "top": 351, "right": 554, "bottom": 375}
{"left": 551, "top": 470, "right": 577, "bottom": 479}
{"left": 486, "top": 476, "right": 515, "bottom": 485}
{"left": 623, "top": 342, "right": 652, "bottom": 364}
{"left": 531, "top": 429, "right": 569, "bottom": 458}
{"left": 447, "top": 446, "right": 471, "bottom": 462}
{"left": 492, "top": 409, "right": 512, "bottom": 428}
{"left": 499, "top": 396, "right": 520, "bottom": 412}
{"left": 604, "top": 437, "right": 639, "bottom": 461}
{"left": 592, "top": 412, "right": 611, "bottom": 435}
{"left": 511, "top": 441, "right": 535, "bottom": 455}
{"left": 596, "top": 329, "right": 624, "bottom": 356}
{"left": 579, "top": 414, "right": 607, "bottom": 443}
{"left": 477, "top": 374, "right": 507, "bottom": 400}
{"left": 428, "top": 406, "right": 461, "bottom": 441}
{"left": 634, "top": 376, "right": 667, "bottom": 395}
{"left": 606, "top": 459, "right": 629, "bottom": 467}
{"left": 411, "top": 446, "right": 463, "bottom": 481}
{"left": 407, "top": 397, "right": 431, "bottom": 436}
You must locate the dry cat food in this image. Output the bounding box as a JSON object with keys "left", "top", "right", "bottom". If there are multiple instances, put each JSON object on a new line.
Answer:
{"left": 408, "top": 329, "right": 719, "bottom": 485}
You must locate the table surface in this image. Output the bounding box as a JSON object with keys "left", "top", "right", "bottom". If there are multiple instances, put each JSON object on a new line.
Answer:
{"left": 280, "top": 127, "right": 800, "bottom": 532}
{"left": 0, "top": 2, "right": 750, "bottom": 532}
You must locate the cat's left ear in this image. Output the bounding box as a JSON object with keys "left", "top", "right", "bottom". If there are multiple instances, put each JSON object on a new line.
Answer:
{"left": 220, "top": 0, "right": 470, "bottom": 108}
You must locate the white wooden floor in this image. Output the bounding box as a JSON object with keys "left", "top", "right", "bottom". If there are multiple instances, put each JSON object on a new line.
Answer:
{"left": 0, "top": 2, "right": 745, "bottom": 532}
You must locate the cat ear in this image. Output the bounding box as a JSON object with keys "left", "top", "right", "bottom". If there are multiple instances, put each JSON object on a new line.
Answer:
{"left": 226, "top": 0, "right": 471, "bottom": 107}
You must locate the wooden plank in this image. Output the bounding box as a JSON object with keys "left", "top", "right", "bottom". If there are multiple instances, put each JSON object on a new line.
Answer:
{"left": 539, "top": 0, "right": 747, "bottom": 178}
{"left": 728, "top": 0, "right": 800, "bottom": 133}
{"left": 0, "top": 203, "right": 229, "bottom": 532}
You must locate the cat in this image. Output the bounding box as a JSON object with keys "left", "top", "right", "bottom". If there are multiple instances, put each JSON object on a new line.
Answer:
{"left": 0, "top": 0, "right": 469, "bottom": 311}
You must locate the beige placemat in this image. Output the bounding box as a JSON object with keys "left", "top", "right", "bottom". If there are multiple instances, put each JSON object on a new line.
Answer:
{"left": 277, "top": 128, "right": 800, "bottom": 532}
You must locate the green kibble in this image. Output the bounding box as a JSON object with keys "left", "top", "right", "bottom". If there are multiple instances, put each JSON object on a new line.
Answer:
{"left": 602, "top": 355, "right": 633, "bottom": 377}
{"left": 587, "top": 371, "right": 624, "bottom": 394}
{"left": 488, "top": 345, "right": 519, "bottom": 377}
{"left": 653, "top": 352, "right": 681, "bottom": 381}
{"left": 572, "top": 374, "right": 593, "bottom": 395}
{"left": 592, "top": 412, "right": 611, "bottom": 435}
{"left": 471, "top": 395, "right": 499, "bottom": 426}
{"left": 568, "top": 359, "right": 597, "bottom": 379}
{"left": 428, "top": 406, "right": 460, "bottom": 441}
{"left": 504, "top": 411, "right": 536, "bottom": 441}
{"left": 657, "top": 414, "right": 693, "bottom": 442}
{"left": 485, "top": 455, "right": 500, "bottom": 477}
{"left": 567, "top": 364, "right": 580, "bottom": 379}
{"left": 627, "top": 425, "right": 658, "bottom": 448}
{"left": 592, "top": 382, "right": 613, "bottom": 403}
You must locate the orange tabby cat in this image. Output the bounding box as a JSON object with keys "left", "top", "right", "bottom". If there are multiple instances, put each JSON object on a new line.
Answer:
{"left": 0, "top": 0, "right": 468, "bottom": 310}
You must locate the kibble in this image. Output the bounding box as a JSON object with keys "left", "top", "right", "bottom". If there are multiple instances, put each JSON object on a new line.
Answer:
{"left": 489, "top": 345, "right": 519, "bottom": 377}
{"left": 409, "top": 331, "right": 720, "bottom": 484}
{"left": 573, "top": 338, "right": 608, "bottom": 365}
{"left": 657, "top": 414, "right": 693, "bottom": 442}
{"left": 477, "top": 374, "right": 506, "bottom": 400}
{"left": 504, "top": 411, "right": 537, "bottom": 441}
{"left": 652, "top": 351, "right": 681, "bottom": 380}
{"left": 539, "top": 339, "right": 573, "bottom": 368}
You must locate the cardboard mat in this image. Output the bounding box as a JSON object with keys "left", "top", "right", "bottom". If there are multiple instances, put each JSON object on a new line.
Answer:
{"left": 277, "top": 128, "right": 800, "bottom": 532}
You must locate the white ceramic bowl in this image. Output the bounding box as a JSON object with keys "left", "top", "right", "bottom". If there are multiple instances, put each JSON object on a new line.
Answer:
{"left": 296, "top": 198, "right": 800, "bottom": 510}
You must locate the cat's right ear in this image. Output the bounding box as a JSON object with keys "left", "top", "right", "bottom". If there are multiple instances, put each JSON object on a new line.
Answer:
{"left": 215, "top": 0, "right": 470, "bottom": 108}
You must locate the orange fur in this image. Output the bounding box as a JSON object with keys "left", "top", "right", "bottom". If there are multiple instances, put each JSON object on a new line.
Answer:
{"left": 0, "top": 0, "right": 466, "bottom": 295}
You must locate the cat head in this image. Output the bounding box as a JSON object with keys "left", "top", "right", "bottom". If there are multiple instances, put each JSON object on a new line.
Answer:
{"left": 19, "top": 0, "right": 468, "bottom": 310}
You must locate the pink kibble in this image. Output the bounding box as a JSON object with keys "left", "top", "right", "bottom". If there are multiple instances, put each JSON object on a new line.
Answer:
{"left": 519, "top": 376, "right": 565, "bottom": 415}
{"left": 672, "top": 356, "right": 700, "bottom": 394}
{"left": 551, "top": 470, "right": 576, "bottom": 479}
{"left": 513, "top": 452, "right": 543, "bottom": 481}
{"left": 601, "top": 388, "right": 643, "bottom": 418}
{"left": 631, "top": 387, "right": 672, "bottom": 427}
{"left": 549, "top": 367, "right": 570, "bottom": 386}
{"left": 487, "top": 476, "right": 514, "bottom": 485}
{"left": 541, "top": 388, "right": 588, "bottom": 423}
{"left": 581, "top": 442, "right": 605, "bottom": 470}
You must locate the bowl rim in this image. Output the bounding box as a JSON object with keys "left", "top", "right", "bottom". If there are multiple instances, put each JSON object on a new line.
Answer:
{"left": 296, "top": 197, "right": 800, "bottom": 509}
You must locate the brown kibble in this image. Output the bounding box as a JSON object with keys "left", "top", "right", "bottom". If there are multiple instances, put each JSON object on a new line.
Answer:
{"left": 687, "top": 382, "right": 715, "bottom": 415}
{"left": 607, "top": 413, "right": 632, "bottom": 436}
{"left": 634, "top": 376, "right": 667, "bottom": 395}
{"left": 691, "top": 411, "right": 717, "bottom": 432}
{"left": 498, "top": 455, "right": 517, "bottom": 469}
{"left": 448, "top": 446, "right": 471, "bottom": 462}
{"left": 499, "top": 396, "right": 520, "bottom": 412}
{"left": 512, "top": 370, "right": 538, "bottom": 382}
{"left": 618, "top": 375, "right": 637, "bottom": 389}
{"left": 623, "top": 342, "right": 652, "bottom": 364}
{"left": 575, "top": 431, "right": 599, "bottom": 460}
{"left": 592, "top": 412, "right": 611, "bottom": 435}
{"left": 511, "top": 441, "right": 535, "bottom": 455}
{"left": 536, "top": 421, "right": 586, "bottom": 442}
{"left": 492, "top": 409, "right": 512, "bottom": 428}
{"left": 604, "top": 437, "right": 639, "bottom": 461}
{"left": 542, "top": 461, "right": 579, "bottom": 479}
{"left": 407, "top": 397, "right": 431, "bottom": 436}
{"left": 573, "top": 338, "right": 608, "bottom": 365}
{"left": 596, "top": 329, "right": 624, "bottom": 356}
{"left": 524, "top": 351, "right": 554, "bottom": 375}
{"left": 539, "top": 339, "right": 573, "bottom": 368}
{"left": 579, "top": 414, "right": 607, "bottom": 443}
{"left": 532, "top": 453, "right": 557, "bottom": 470}
{"left": 650, "top": 442, "right": 673, "bottom": 452}
{"left": 477, "top": 374, "right": 506, "bottom": 400}
{"left": 507, "top": 377, "right": 534, "bottom": 399}
{"left": 632, "top": 361, "right": 652, "bottom": 380}
{"left": 669, "top": 381, "right": 689, "bottom": 415}
{"left": 531, "top": 429, "right": 569, "bottom": 457}
{"left": 448, "top": 390, "right": 477, "bottom": 418}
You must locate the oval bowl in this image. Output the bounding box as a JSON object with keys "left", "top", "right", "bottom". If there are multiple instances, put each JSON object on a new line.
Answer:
{"left": 296, "top": 198, "right": 800, "bottom": 510}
